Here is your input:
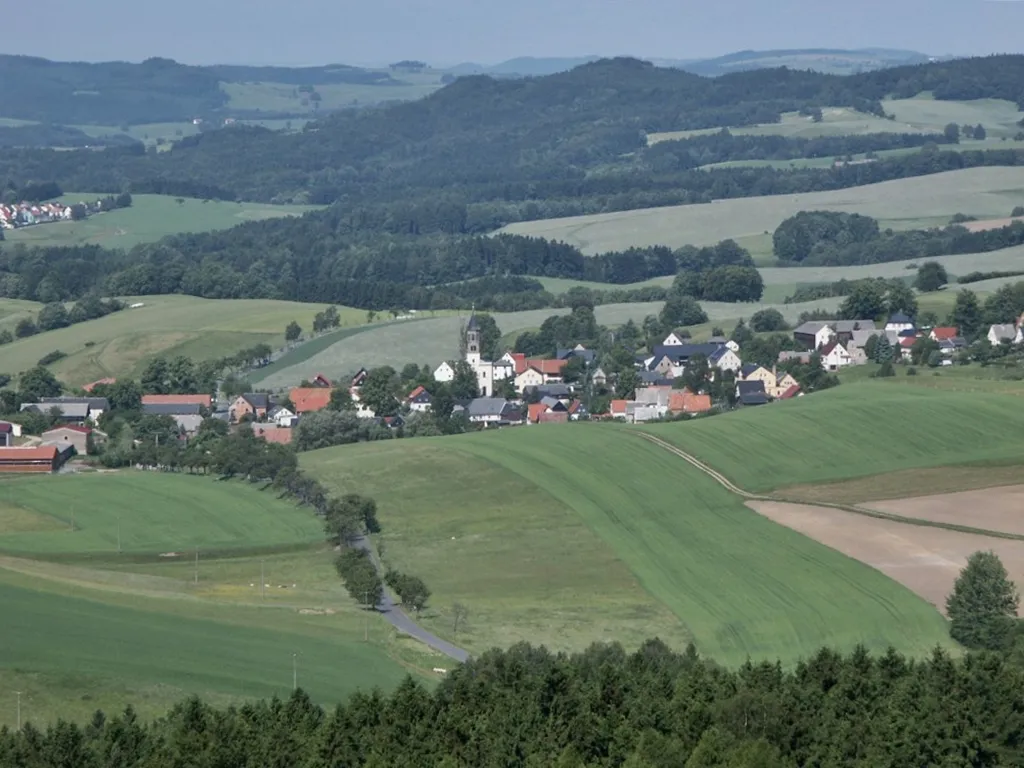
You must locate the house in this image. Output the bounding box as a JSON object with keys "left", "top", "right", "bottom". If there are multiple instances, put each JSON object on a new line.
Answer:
{"left": 847, "top": 328, "right": 879, "bottom": 354}
{"left": 610, "top": 400, "right": 629, "bottom": 419}
{"left": 847, "top": 346, "right": 869, "bottom": 366}
{"left": 708, "top": 336, "right": 741, "bottom": 353}
{"left": 940, "top": 337, "right": 969, "bottom": 357}
{"left": 567, "top": 400, "right": 588, "bottom": 421}
{"left": 40, "top": 396, "right": 109, "bottom": 423}
{"left": 736, "top": 380, "right": 769, "bottom": 406}
{"left": 793, "top": 322, "right": 835, "bottom": 350}
{"left": 527, "top": 359, "right": 568, "bottom": 383}
{"left": 381, "top": 415, "right": 405, "bottom": 430}
{"left": 819, "top": 341, "right": 853, "bottom": 370}
{"left": 41, "top": 425, "right": 92, "bottom": 455}
{"left": 269, "top": 406, "right": 298, "bottom": 427}
{"left": 0, "top": 445, "right": 60, "bottom": 473}
{"left": 668, "top": 390, "right": 713, "bottom": 415}
{"left": 406, "top": 386, "right": 432, "bottom": 413}
{"left": 0, "top": 422, "right": 13, "bottom": 447}
{"left": 433, "top": 361, "right": 456, "bottom": 383}
{"left": 314, "top": 373, "right": 334, "bottom": 388}
{"left": 173, "top": 414, "right": 205, "bottom": 435}
{"left": 21, "top": 402, "right": 89, "bottom": 425}
{"left": 514, "top": 366, "right": 546, "bottom": 392}
{"left": 141, "top": 394, "right": 212, "bottom": 410}
{"left": 708, "top": 346, "right": 742, "bottom": 374}
{"left": 142, "top": 402, "right": 203, "bottom": 418}
{"left": 930, "top": 327, "right": 959, "bottom": 342}
{"left": 885, "top": 313, "right": 915, "bottom": 334}
{"left": 830, "top": 320, "right": 877, "bottom": 345}
{"left": 591, "top": 367, "right": 608, "bottom": 387}
{"left": 988, "top": 324, "right": 1024, "bottom": 345}
{"left": 290, "top": 387, "right": 333, "bottom": 414}
{"left": 626, "top": 402, "right": 661, "bottom": 423}
{"left": 777, "top": 384, "right": 802, "bottom": 400}
{"left": 230, "top": 393, "right": 271, "bottom": 422}
{"left": 662, "top": 332, "right": 688, "bottom": 346}
{"left": 766, "top": 370, "right": 800, "bottom": 399}
{"left": 466, "top": 398, "right": 521, "bottom": 425}
{"left": 641, "top": 354, "right": 676, "bottom": 378}
{"left": 638, "top": 371, "right": 674, "bottom": 387}
{"left": 252, "top": 425, "right": 293, "bottom": 445}
{"left": 534, "top": 383, "right": 573, "bottom": 402}
{"left": 898, "top": 336, "right": 917, "bottom": 360}
{"left": 739, "top": 364, "right": 774, "bottom": 386}
{"left": 556, "top": 344, "right": 596, "bottom": 365}
{"left": 635, "top": 385, "right": 672, "bottom": 413}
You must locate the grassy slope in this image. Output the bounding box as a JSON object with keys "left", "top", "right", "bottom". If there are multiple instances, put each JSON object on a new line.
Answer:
{"left": 499, "top": 167, "right": 1024, "bottom": 255}
{"left": 0, "top": 295, "right": 363, "bottom": 387}
{"left": 4, "top": 194, "right": 319, "bottom": 250}
{"left": 640, "top": 384, "right": 1024, "bottom": 492}
{"left": 0, "top": 473, "right": 322, "bottom": 556}
{"left": 0, "top": 471, "right": 427, "bottom": 727}
{"left": 303, "top": 428, "right": 952, "bottom": 666}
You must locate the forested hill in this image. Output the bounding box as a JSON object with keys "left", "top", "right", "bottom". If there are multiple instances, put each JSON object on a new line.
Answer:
{"left": 4, "top": 54, "right": 1024, "bottom": 207}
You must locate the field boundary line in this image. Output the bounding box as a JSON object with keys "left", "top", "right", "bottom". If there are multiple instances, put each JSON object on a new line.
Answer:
{"left": 629, "top": 430, "right": 1024, "bottom": 542}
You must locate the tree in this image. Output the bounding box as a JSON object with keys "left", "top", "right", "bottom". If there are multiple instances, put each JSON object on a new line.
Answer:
{"left": 386, "top": 571, "right": 431, "bottom": 612}
{"left": 730, "top": 318, "right": 754, "bottom": 347}
{"left": 561, "top": 356, "right": 587, "bottom": 384}
{"left": 873, "top": 334, "right": 894, "bottom": 364}
{"left": 839, "top": 280, "right": 886, "bottom": 320}
{"left": 943, "top": 122, "right": 960, "bottom": 143}
{"left": 615, "top": 369, "right": 640, "bottom": 399}
{"left": 750, "top": 309, "right": 787, "bottom": 332}
{"left": 886, "top": 280, "right": 918, "bottom": 318}
{"left": 285, "top": 321, "right": 302, "bottom": 341}
{"left": 914, "top": 262, "right": 949, "bottom": 293}
{"left": 18, "top": 366, "right": 62, "bottom": 401}
{"left": 327, "top": 387, "right": 356, "bottom": 412}
{"left": 472, "top": 313, "right": 503, "bottom": 360}
{"left": 15, "top": 317, "right": 38, "bottom": 338}
{"left": 659, "top": 295, "right": 707, "bottom": 328}
{"left": 449, "top": 361, "right": 479, "bottom": 401}
{"left": 37, "top": 302, "right": 70, "bottom": 331}
{"left": 452, "top": 602, "right": 469, "bottom": 636}
{"left": 974, "top": 123, "right": 987, "bottom": 140}
{"left": 93, "top": 379, "right": 142, "bottom": 411}
{"left": 359, "top": 367, "right": 399, "bottom": 416}
{"left": 949, "top": 289, "right": 985, "bottom": 340}
{"left": 876, "top": 360, "right": 896, "bottom": 377}
{"left": 947, "top": 551, "right": 1019, "bottom": 650}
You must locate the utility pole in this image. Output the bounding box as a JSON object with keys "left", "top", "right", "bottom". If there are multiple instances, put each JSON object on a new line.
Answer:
{"left": 14, "top": 691, "right": 21, "bottom": 731}
{"left": 260, "top": 559, "right": 265, "bottom": 602}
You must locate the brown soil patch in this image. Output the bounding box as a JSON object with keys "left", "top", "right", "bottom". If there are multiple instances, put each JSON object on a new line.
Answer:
{"left": 867, "top": 485, "right": 1024, "bottom": 536}
{"left": 749, "top": 500, "right": 1024, "bottom": 615}
{"left": 961, "top": 216, "right": 1024, "bottom": 232}
{"left": 776, "top": 465, "right": 1024, "bottom": 505}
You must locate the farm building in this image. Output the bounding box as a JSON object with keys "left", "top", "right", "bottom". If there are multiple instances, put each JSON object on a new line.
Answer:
{"left": 42, "top": 424, "right": 93, "bottom": 455}
{"left": 0, "top": 445, "right": 61, "bottom": 473}
{"left": 141, "top": 394, "right": 213, "bottom": 409}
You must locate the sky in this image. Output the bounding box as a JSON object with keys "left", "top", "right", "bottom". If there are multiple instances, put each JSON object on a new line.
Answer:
{"left": 5, "top": 0, "right": 1023, "bottom": 66}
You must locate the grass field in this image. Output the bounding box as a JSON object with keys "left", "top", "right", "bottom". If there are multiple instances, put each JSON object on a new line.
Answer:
{"left": 0, "top": 294, "right": 364, "bottom": 387}
{"left": 3, "top": 194, "right": 319, "bottom": 250}
{"left": 640, "top": 384, "right": 1024, "bottom": 493}
{"left": 303, "top": 427, "right": 953, "bottom": 667}
{"left": 647, "top": 97, "right": 1024, "bottom": 145}
{"left": 500, "top": 167, "right": 1024, "bottom": 256}
{"left": 0, "top": 473, "right": 322, "bottom": 556}
{"left": 0, "top": 471, "right": 440, "bottom": 728}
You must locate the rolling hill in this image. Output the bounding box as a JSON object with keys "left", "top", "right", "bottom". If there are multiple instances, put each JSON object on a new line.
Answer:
{"left": 302, "top": 425, "right": 953, "bottom": 666}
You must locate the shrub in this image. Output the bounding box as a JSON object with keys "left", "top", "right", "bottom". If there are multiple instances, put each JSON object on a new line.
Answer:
{"left": 37, "top": 350, "right": 67, "bottom": 366}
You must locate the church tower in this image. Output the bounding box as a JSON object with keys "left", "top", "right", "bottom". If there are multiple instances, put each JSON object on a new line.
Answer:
{"left": 465, "top": 313, "right": 482, "bottom": 366}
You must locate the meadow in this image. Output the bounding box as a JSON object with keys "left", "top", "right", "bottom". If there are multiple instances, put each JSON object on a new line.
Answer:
{"left": 303, "top": 427, "right": 953, "bottom": 668}
{"left": 499, "top": 167, "right": 1024, "bottom": 256}
{"left": 640, "top": 384, "right": 1024, "bottom": 493}
{"left": 0, "top": 471, "right": 437, "bottom": 728}
{"left": 4, "top": 194, "right": 319, "bottom": 250}
{"left": 0, "top": 295, "right": 364, "bottom": 387}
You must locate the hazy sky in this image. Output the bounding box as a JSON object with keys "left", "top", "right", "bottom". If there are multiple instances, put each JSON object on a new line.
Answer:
{"left": 5, "top": 0, "right": 1024, "bottom": 66}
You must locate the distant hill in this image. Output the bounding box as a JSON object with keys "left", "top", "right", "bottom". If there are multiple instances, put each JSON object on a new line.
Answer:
{"left": 447, "top": 48, "right": 934, "bottom": 78}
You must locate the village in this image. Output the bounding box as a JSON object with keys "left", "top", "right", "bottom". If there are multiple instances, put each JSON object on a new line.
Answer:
{"left": 0, "top": 193, "right": 132, "bottom": 231}
{"left": 4, "top": 305, "right": 1021, "bottom": 474}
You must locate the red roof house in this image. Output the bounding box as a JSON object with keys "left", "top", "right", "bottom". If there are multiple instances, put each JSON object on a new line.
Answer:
{"left": 142, "top": 394, "right": 213, "bottom": 408}
{"left": 929, "top": 327, "right": 958, "bottom": 341}
{"left": 290, "top": 387, "right": 333, "bottom": 413}
{"left": 0, "top": 446, "right": 60, "bottom": 473}
{"left": 669, "top": 391, "right": 713, "bottom": 414}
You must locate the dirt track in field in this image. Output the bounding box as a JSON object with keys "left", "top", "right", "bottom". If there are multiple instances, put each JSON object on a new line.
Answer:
{"left": 962, "top": 216, "right": 1024, "bottom": 232}
{"left": 749, "top": 499, "right": 1024, "bottom": 615}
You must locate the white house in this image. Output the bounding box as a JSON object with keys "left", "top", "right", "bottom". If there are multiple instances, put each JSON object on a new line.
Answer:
{"left": 406, "top": 386, "right": 432, "bottom": 413}
{"left": 709, "top": 346, "right": 742, "bottom": 374}
{"left": 662, "top": 332, "right": 688, "bottom": 346}
{"left": 273, "top": 406, "right": 297, "bottom": 427}
{"left": 988, "top": 324, "right": 1023, "bottom": 345}
{"left": 708, "top": 336, "right": 741, "bottom": 353}
{"left": 819, "top": 340, "right": 853, "bottom": 370}
{"left": 793, "top": 322, "right": 835, "bottom": 350}
{"left": 433, "top": 361, "right": 456, "bottom": 383}
{"left": 514, "top": 366, "right": 545, "bottom": 392}
{"left": 885, "top": 313, "right": 915, "bottom": 334}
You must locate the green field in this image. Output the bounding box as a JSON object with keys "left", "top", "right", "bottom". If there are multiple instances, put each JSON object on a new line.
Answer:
{"left": 0, "top": 471, "right": 437, "bottom": 728}
{"left": 500, "top": 167, "right": 1024, "bottom": 256}
{"left": 303, "top": 427, "right": 953, "bottom": 666}
{"left": 640, "top": 384, "right": 1024, "bottom": 493}
{"left": 0, "top": 473, "right": 322, "bottom": 556}
{"left": 647, "top": 97, "right": 1024, "bottom": 145}
{"left": 0, "top": 294, "right": 364, "bottom": 387}
{"left": 3, "top": 194, "right": 319, "bottom": 250}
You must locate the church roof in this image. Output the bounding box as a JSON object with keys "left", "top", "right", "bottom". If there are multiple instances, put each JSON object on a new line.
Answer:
{"left": 466, "top": 314, "right": 480, "bottom": 332}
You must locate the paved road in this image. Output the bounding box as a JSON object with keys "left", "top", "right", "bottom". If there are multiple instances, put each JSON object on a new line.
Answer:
{"left": 352, "top": 535, "right": 469, "bottom": 663}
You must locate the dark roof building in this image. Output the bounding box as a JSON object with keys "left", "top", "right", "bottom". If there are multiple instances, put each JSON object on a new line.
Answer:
{"left": 241, "top": 393, "right": 271, "bottom": 410}
{"left": 736, "top": 379, "right": 768, "bottom": 406}
{"left": 40, "top": 396, "right": 110, "bottom": 411}
{"left": 143, "top": 403, "right": 203, "bottom": 416}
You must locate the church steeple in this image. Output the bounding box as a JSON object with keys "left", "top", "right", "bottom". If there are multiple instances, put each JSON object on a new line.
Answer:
{"left": 465, "top": 312, "right": 481, "bottom": 365}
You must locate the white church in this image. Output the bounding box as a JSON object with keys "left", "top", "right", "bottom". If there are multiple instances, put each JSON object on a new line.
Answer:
{"left": 433, "top": 313, "right": 514, "bottom": 396}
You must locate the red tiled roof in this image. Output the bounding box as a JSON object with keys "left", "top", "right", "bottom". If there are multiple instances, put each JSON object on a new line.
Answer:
{"left": 669, "top": 392, "right": 712, "bottom": 414}
{"left": 527, "top": 359, "right": 567, "bottom": 376}
{"left": 510, "top": 353, "right": 528, "bottom": 374}
{"left": 819, "top": 340, "right": 839, "bottom": 356}
{"left": 0, "top": 446, "right": 58, "bottom": 461}
{"left": 252, "top": 425, "right": 293, "bottom": 445}
{"left": 778, "top": 384, "right": 802, "bottom": 400}
{"left": 610, "top": 399, "right": 628, "bottom": 415}
{"left": 528, "top": 403, "right": 549, "bottom": 423}
{"left": 0, "top": 422, "right": 12, "bottom": 434}
{"left": 406, "top": 386, "right": 426, "bottom": 401}
{"left": 44, "top": 425, "right": 92, "bottom": 435}
{"left": 313, "top": 374, "right": 332, "bottom": 387}
{"left": 930, "top": 327, "right": 958, "bottom": 339}
{"left": 142, "top": 394, "right": 212, "bottom": 408}
{"left": 567, "top": 399, "right": 582, "bottom": 414}
{"left": 290, "top": 387, "right": 333, "bottom": 413}
{"left": 899, "top": 337, "right": 917, "bottom": 348}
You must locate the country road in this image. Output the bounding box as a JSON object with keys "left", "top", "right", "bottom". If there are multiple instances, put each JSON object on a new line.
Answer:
{"left": 351, "top": 535, "right": 470, "bottom": 663}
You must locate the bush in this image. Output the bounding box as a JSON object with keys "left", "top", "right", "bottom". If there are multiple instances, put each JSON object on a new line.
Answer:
{"left": 37, "top": 350, "right": 67, "bottom": 366}
{"left": 906, "top": 367, "right": 917, "bottom": 376}
{"left": 750, "top": 308, "right": 788, "bottom": 332}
